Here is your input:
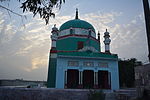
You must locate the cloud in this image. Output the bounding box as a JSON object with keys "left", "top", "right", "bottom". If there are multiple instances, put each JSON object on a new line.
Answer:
{"left": 0, "top": 12, "right": 51, "bottom": 80}
{"left": 83, "top": 11, "right": 122, "bottom": 24}
{"left": 24, "top": 55, "right": 48, "bottom": 72}
{"left": 73, "top": 3, "right": 80, "bottom": 9}
{"left": 0, "top": 9, "right": 148, "bottom": 81}
{"left": 0, "top": 12, "right": 16, "bottom": 44}
{"left": 79, "top": 12, "right": 148, "bottom": 62}
{"left": 110, "top": 14, "right": 148, "bottom": 63}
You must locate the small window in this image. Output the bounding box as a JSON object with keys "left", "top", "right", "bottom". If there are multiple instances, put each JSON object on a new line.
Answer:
{"left": 84, "top": 62, "right": 94, "bottom": 67}
{"left": 70, "top": 28, "right": 75, "bottom": 34}
{"left": 77, "top": 41, "right": 84, "bottom": 50}
{"left": 70, "top": 28, "right": 73, "bottom": 34}
{"left": 88, "top": 29, "right": 91, "bottom": 36}
{"left": 68, "top": 61, "right": 79, "bottom": 66}
{"left": 98, "top": 62, "right": 108, "bottom": 67}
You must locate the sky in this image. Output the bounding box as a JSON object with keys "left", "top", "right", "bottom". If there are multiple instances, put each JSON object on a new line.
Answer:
{"left": 0, "top": 0, "right": 149, "bottom": 81}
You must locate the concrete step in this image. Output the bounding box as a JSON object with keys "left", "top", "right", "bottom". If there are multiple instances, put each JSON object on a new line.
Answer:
{"left": 105, "top": 93, "right": 117, "bottom": 100}
{"left": 115, "top": 89, "right": 137, "bottom": 100}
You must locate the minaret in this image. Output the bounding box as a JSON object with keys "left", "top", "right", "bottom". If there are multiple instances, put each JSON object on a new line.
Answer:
{"left": 51, "top": 24, "right": 58, "bottom": 51}
{"left": 143, "top": 0, "right": 150, "bottom": 61}
{"left": 104, "top": 29, "right": 111, "bottom": 53}
{"left": 98, "top": 31, "right": 101, "bottom": 52}
{"left": 47, "top": 24, "right": 58, "bottom": 88}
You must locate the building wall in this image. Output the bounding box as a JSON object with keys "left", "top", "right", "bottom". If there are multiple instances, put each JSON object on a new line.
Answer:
{"left": 59, "top": 28, "right": 96, "bottom": 38}
{"left": 135, "top": 63, "right": 150, "bottom": 88}
{"left": 135, "top": 63, "right": 150, "bottom": 97}
{"left": 47, "top": 57, "right": 57, "bottom": 88}
{"left": 57, "top": 37, "right": 100, "bottom": 52}
{"left": 109, "top": 60, "right": 120, "bottom": 90}
{"left": 0, "top": 88, "right": 89, "bottom": 100}
{"left": 55, "top": 57, "right": 119, "bottom": 90}
{"left": 0, "top": 79, "right": 46, "bottom": 87}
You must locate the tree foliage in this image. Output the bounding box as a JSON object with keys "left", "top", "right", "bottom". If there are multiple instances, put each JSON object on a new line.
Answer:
{"left": 118, "top": 58, "right": 142, "bottom": 88}
{"left": 0, "top": 0, "right": 65, "bottom": 24}
{"left": 20, "top": 0, "right": 65, "bottom": 24}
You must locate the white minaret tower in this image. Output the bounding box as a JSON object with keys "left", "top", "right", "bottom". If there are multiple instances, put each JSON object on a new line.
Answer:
{"left": 104, "top": 29, "right": 111, "bottom": 53}
{"left": 51, "top": 24, "right": 58, "bottom": 51}
{"left": 47, "top": 25, "right": 58, "bottom": 88}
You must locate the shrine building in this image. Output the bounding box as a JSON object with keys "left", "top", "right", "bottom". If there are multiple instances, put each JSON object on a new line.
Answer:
{"left": 47, "top": 9, "right": 119, "bottom": 90}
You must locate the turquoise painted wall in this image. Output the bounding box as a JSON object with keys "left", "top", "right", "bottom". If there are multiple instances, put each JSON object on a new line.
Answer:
{"left": 56, "top": 57, "right": 119, "bottom": 90}
{"left": 109, "top": 60, "right": 120, "bottom": 90}
{"left": 56, "top": 37, "right": 100, "bottom": 51}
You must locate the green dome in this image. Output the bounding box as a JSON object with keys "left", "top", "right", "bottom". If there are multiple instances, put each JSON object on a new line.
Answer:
{"left": 59, "top": 19, "right": 95, "bottom": 32}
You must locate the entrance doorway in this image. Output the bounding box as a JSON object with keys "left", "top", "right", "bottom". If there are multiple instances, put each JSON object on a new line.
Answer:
{"left": 83, "top": 70, "right": 94, "bottom": 89}
{"left": 67, "top": 69, "right": 79, "bottom": 88}
{"left": 98, "top": 71, "right": 110, "bottom": 89}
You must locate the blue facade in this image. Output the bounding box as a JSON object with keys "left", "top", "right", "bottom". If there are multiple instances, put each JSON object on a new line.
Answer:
{"left": 55, "top": 56, "right": 119, "bottom": 90}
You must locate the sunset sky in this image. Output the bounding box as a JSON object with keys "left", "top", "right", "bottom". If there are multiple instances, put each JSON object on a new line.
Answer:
{"left": 0, "top": 0, "right": 149, "bottom": 81}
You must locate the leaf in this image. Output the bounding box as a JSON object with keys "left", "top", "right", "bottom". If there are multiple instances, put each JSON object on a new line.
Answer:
{"left": 20, "top": 0, "right": 65, "bottom": 25}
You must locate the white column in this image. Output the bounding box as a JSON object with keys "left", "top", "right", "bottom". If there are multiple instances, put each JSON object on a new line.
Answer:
{"left": 96, "top": 72, "right": 98, "bottom": 85}
{"left": 94, "top": 71, "right": 98, "bottom": 88}
{"left": 81, "top": 71, "right": 83, "bottom": 84}
{"left": 94, "top": 72, "right": 96, "bottom": 85}
{"left": 79, "top": 71, "right": 81, "bottom": 84}
{"left": 65, "top": 70, "right": 67, "bottom": 85}
{"left": 108, "top": 72, "right": 111, "bottom": 88}
{"left": 79, "top": 71, "right": 83, "bottom": 85}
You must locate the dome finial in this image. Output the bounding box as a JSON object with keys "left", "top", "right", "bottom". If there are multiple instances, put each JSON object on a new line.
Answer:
{"left": 75, "top": 8, "right": 79, "bottom": 19}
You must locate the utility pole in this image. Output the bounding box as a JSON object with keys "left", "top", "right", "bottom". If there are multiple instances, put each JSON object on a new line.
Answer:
{"left": 143, "top": 0, "right": 150, "bottom": 61}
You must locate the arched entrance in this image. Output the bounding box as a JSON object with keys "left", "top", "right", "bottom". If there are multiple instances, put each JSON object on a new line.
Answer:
{"left": 83, "top": 70, "right": 94, "bottom": 89}
{"left": 98, "top": 71, "right": 110, "bottom": 89}
{"left": 67, "top": 69, "right": 79, "bottom": 88}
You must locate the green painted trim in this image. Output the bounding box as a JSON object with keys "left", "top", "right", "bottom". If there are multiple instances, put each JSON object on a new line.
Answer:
{"left": 57, "top": 37, "right": 101, "bottom": 52}
{"left": 47, "top": 57, "right": 57, "bottom": 88}
{"left": 58, "top": 52, "right": 118, "bottom": 59}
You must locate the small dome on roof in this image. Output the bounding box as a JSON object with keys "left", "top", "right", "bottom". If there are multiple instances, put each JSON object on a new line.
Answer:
{"left": 104, "top": 29, "right": 110, "bottom": 35}
{"left": 52, "top": 24, "right": 58, "bottom": 31}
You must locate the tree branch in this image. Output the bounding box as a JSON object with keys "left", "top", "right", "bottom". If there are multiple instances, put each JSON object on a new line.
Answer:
{"left": 0, "top": 4, "right": 23, "bottom": 17}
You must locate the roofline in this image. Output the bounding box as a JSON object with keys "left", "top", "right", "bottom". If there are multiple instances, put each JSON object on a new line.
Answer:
{"left": 55, "top": 50, "right": 118, "bottom": 60}
{"left": 50, "top": 50, "right": 118, "bottom": 56}
{"left": 58, "top": 55, "right": 118, "bottom": 61}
